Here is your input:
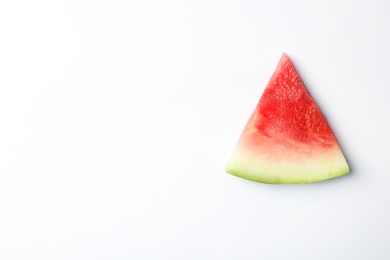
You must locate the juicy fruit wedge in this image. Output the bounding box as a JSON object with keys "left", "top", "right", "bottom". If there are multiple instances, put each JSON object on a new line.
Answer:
{"left": 226, "top": 54, "right": 349, "bottom": 184}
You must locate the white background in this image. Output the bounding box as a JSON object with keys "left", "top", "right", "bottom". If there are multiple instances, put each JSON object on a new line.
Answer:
{"left": 0, "top": 0, "right": 389, "bottom": 259}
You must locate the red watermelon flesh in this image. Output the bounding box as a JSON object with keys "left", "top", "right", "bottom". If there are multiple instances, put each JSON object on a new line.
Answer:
{"left": 226, "top": 54, "right": 349, "bottom": 184}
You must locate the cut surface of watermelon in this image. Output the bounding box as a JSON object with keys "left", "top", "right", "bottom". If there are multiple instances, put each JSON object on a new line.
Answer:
{"left": 226, "top": 54, "right": 349, "bottom": 184}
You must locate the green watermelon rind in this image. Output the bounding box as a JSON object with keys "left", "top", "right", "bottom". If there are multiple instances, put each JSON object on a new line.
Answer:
{"left": 226, "top": 151, "right": 349, "bottom": 184}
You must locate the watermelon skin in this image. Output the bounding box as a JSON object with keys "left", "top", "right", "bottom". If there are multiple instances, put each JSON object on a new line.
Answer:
{"left": 226, "top": 54, "right": 349, "bottom": 184}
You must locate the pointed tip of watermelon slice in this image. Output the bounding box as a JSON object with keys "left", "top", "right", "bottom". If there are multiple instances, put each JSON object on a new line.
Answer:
{"left": 281, "top": 52, "right": 290, "bottom": 59}
{"left": 226, "top": 54, "right": 349, "bottom": 184}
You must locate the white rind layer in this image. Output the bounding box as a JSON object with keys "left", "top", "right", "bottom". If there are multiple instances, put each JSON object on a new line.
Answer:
{"left": 226, "top": 149, "right": 349, "bottom": 184}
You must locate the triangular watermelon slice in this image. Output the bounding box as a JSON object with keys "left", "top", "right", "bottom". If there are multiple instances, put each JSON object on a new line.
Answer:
{"left": 226, "top": 54, "right": 349, "bottom": 184}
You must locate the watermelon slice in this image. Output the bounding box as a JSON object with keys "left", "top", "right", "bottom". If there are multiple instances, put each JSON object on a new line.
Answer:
{"left": 226, "top": 54, "right": 349, "bottom": 184}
